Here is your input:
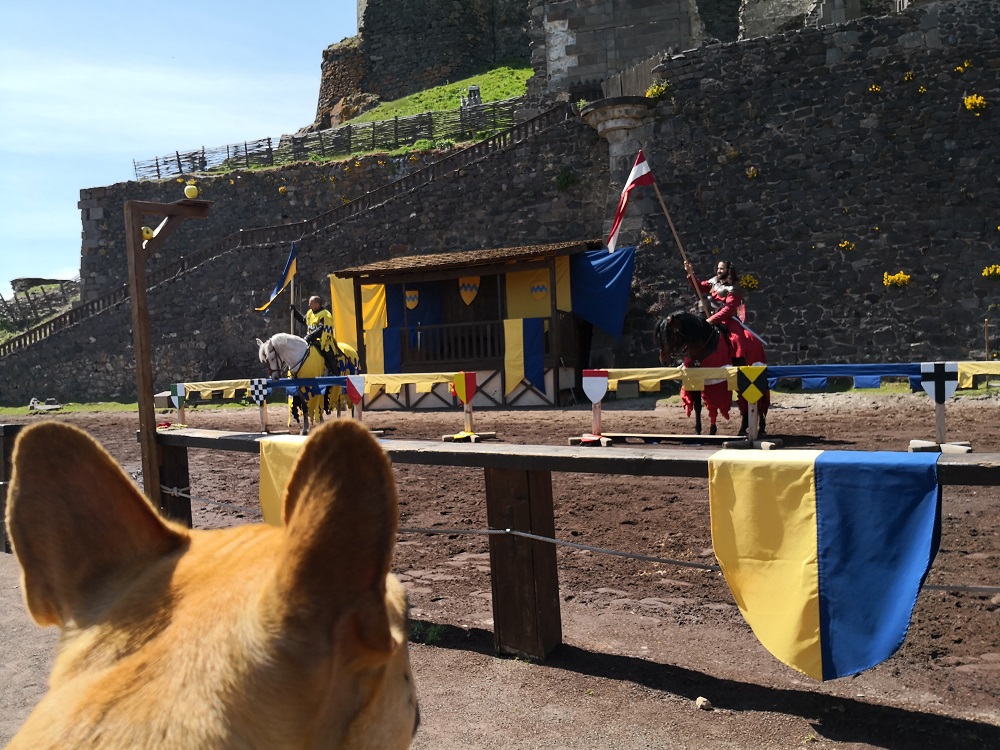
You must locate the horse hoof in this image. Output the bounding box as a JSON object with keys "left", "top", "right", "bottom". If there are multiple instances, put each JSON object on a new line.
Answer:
{"left": 709, "top": 424, "right": 718, "bottom": 436}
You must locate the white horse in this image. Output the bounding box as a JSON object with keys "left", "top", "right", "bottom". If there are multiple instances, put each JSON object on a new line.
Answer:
{"left": 257, "top": 333, "right": 334, "bottom": 435}
{"left": 256, "top": 333, "right": 362, "bottom": 435}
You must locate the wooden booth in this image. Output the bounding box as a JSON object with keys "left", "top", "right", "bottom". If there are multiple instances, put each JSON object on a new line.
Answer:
{"left": 329, "top": 239, "right": 630, "bottom": 409}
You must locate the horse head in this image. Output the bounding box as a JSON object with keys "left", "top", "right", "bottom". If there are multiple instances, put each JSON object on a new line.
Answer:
{"left": 655, "top": 312, "right": 720, "bottom": 364}
{"left": 256, "top": 336, "right": 283, "bottom": 379}
{"left": 654, "top": 313, "right": 688, "bottom": 364}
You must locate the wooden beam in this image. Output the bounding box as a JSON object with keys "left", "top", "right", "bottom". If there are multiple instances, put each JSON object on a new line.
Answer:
{"left": 125, "top": 199, "right": 210, "bottom": 513}
{"left": 150, "top": 429, "right": 1000, "bottom": 486}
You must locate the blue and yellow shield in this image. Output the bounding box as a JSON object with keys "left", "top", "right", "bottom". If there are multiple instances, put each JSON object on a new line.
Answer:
{"left": 404, "top": 289, "right": 419, "bottom": 310}
{"left": 459, "top": 276, "right": 480, "bottom": 305}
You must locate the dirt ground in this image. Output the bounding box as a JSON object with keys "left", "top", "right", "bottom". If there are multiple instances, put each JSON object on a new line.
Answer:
{"left": 2, "top": 389, "right": 999, "bottom": 749}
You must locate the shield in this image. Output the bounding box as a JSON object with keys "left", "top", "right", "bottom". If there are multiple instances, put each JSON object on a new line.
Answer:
{"left": 346, "top": 375, "right": 365, "bottom": 405}
{"left": 920, "top": 361, "right": 958, "bottom": 404}
{"left": 453, "top": 371, "right": 477, "bottom": 404}
{"left": 459, "top": 276, "right": 480, "bottom": 305}
{"left": 582, "top": 369, "right": 609, "bottom": 404}
{"left": 405, "top": 289, "right": 419, "bottom": 310}
{"left": 170, "top": 383, "right": 185, "bottom": 409}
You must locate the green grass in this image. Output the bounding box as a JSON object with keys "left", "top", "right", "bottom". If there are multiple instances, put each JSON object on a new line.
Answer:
{"left": 351, "top": 62, "right": 532, "bottom": 123}
{"left": 0, "top": 401, "right": 139, "bottom": 416}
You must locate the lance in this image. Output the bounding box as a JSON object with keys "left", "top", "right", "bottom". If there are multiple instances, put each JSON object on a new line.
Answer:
{"left": 650, "top": 178, "right": 712, "bottom": 318}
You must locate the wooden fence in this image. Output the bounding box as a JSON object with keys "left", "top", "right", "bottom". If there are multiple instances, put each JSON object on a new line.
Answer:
{"left": 0, "top": 279, "right": 80, "bottom": 327}
{"left": 0, "top": 103, "right": 573, "bottom": 360}
{"left": 601, "top": 55, "right": 660, "bottom": 99}
{"left": 133, "top": 97, "right": 525, "bottom": 181}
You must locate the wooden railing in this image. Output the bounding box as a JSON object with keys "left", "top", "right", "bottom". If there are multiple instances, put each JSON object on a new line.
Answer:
{"left": 399, "top": 321, "right": 506, "bottom": 369}
{"left": 134, "top": 98, "right": 526, "bottom": 180}
{"left": 0, "top": 104, "right": 574, "bottom": 360}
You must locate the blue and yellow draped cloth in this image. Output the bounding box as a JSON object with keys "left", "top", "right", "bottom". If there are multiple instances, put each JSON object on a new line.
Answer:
{"left": 709, "top": 449, "right": 941, "bottom": 681}
{"left": 503, "top": 318, "right": 545, "bottom": 395}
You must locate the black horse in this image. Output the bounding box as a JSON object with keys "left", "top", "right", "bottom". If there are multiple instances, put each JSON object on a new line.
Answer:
{"left": 655, "top": 311, "right": 768, "bottom": 437}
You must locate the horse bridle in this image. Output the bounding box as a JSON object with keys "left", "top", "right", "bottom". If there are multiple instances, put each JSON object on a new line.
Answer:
{"left": 262, "top": 341, "right": 285, "bottom": 379}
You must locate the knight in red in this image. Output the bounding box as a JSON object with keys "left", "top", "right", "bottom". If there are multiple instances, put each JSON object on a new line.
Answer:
{"left": 683, "top": 259, "right": 765, "bottom": 366}
{"left": 684, "top": 259, "right": 769, "bottom": 436}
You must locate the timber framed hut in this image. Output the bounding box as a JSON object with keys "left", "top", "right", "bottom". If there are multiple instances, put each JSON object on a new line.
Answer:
{"left": 329, "top": 239, "right": 635, "bottom": 409}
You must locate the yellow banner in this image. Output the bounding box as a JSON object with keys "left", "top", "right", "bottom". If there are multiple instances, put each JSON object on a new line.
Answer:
{"left": 506, "top": 268, "right": 551, "bottom": 319}
{"left": 259, "top": 435, "right": 307, "bottom": 526}
{"left": 504, "top": 318, "right": 524, "bottom": 396}
{"left": 709, "top": 449, "right": 823, "bottom": 680}
{"left": 555, "top": 256, "right": 572, "bottom": 313}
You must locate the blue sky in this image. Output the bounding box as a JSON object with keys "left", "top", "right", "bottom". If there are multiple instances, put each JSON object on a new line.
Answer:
{"left": 0, "top": 1, "right": 357, "bottom": 300}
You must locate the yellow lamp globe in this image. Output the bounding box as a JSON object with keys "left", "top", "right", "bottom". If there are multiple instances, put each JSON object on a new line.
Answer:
{"left": 141, "top": 226, "right": 154, "bottom": 241}
{"left": 184, "top": 184, "right": 199, "bottom": 199}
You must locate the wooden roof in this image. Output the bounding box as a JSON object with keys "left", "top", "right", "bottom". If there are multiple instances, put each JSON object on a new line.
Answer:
{"left": 334, "top": 239, "right": 604, "bottom": 281}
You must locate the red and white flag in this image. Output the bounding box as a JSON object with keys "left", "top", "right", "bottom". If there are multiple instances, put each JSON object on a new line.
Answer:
{"left": 606, "top": 150, "right": 655, "bottom": 252}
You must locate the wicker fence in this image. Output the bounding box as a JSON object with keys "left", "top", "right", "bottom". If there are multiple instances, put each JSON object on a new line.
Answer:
{"left": 133, "top": 97, "right": 525, "bottom": 181}
{"left": 1, "top": 103, "right": 573, "bottom": 359}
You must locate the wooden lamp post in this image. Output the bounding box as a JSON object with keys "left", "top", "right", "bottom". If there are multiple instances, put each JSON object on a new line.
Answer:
{"left": 125, "top": 197, "right": 211, "bottom": 512}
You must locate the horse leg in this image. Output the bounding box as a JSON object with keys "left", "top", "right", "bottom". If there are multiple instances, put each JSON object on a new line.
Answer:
{"left": 737, "top": 395, "right": 749, "bottom": 436}
{"left": 693, "top": 390, "right": 703, "bottom": 435}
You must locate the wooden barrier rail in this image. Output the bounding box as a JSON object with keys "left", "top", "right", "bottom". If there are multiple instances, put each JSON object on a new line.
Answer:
{"left": 4, "top": 423, "right": 997, "bottom": 657}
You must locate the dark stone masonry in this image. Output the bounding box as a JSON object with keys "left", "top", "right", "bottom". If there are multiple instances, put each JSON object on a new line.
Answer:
{"left": 1, "top": 0, "right": 998, "bottom": 405}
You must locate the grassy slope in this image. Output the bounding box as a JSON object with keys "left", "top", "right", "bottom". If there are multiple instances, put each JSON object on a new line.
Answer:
{"left": 351, "top": 63, "right": 532, "bottom": 123}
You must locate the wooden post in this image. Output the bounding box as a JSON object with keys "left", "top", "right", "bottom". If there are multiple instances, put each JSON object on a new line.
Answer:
{"left": 125, "top": 199, "right": 210, "bottom": 511}
{"left": 159, "top": 443, "right": 192, "bottom": 528}
{"left": 592, "top": 400, "right": 603, "bottom": 437}
{"left": 0, "top": 424, "right": 24, "bottom": 554}
{"left": 935, "top": 402, "right": 947, "bottom": 445}
{"left": 484, "top": 467, "right": 562, "bottom": 659}
{"left": 464, "top": 402, "right": 474, "bottom": 434}
{"left": 747, "top": 402, "right": 760, "bottom": 442}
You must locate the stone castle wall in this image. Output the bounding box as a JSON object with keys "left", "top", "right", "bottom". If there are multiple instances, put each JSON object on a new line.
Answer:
{"left": 4, "top": 0, "right": 998, "bottom": 404}
{"left": 3, "top": 117, "right": 606, "bottom": 405}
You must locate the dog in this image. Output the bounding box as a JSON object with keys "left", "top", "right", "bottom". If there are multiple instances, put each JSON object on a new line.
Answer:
{"left": 5, "top": 419, "right": 418, "bottom": 749}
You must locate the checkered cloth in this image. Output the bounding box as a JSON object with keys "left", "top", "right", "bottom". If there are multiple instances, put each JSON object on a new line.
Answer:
{"left": 249, "top": 378, "right": 270, "bottom": 406}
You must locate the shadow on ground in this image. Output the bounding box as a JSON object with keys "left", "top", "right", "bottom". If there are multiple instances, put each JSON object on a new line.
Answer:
{"left": 411, "top": 621, "right": 999, "bottom": 749}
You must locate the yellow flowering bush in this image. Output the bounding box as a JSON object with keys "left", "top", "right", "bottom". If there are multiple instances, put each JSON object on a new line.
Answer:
{"left": 745, "top": 165, "right": 759, "bottom": 180}
{"left": 918, "top": 85, "right": 927, "bottom": 94}
{"left": 903, "top": 71, "right": 914, "bottom": 82}
{"left": 645, "top": 81, "right": 669, "bottom": 99}
{"left": 838, "top": 240, "right": 856, "bottom": 252}
{"left": 278, "top": 186, "right": 287, "bottom": 195}
{"left": 982, "top": 264, "right": 1000, "bottom": 279}
{"left": 868, "top": 84, "right": 881, "bottom": 94}
{"left": 964, "top": 93, "right": 987, "bottom": 116}
{"left": 739, "top": 273, "right": 760, "bottom": 291}
{"left": 883, "top": 270, "right": 911, "bottom": 287}
{"left": 955, "top": 60, "right": 973, "bottom": 73}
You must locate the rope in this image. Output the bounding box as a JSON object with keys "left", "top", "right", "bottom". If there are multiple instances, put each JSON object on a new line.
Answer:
{"left": 161, "top": 486, "right": 1000, "bottom": 594}
{"left": 400, "top": 527, "right": 721, "bottom": 571}
{"left": 160, "top": 486, "right": 262, "bottom": 516}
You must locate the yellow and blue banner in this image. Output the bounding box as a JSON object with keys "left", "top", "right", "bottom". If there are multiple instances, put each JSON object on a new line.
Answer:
{"left": 504, "top": 318, "right": 545, "bottom": 395}
{"left": 256, "top": 243, "right": 297, "bottom": 312}
{"left": 709, "top": 449, "right": 940, "bottom": 681}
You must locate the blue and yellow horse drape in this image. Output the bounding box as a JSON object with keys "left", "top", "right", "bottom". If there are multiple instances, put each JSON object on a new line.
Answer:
{"left": 709, "top": 449, "right": 941, "bottom": 681}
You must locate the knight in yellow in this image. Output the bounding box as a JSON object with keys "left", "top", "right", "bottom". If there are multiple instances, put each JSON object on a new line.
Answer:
{"left": 291, "top": 295, "right": 342, "bottom": 374}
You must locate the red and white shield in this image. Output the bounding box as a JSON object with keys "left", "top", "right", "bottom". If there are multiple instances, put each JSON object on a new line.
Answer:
{"left": 346, "top": 375, "right": 365, "bottom": 405}
{"left": 582, "top": 369, "right": 609, "bottom": 404}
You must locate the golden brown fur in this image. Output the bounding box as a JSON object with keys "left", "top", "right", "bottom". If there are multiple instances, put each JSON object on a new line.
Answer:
{"left": 5, "top": 420, "right": 417, "bottom": 749}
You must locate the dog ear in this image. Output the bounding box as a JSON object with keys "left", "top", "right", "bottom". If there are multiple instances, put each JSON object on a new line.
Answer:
{"left": 6, "top": 422, "right": 186, "bottom": 628}
{"left": 274, "top": 420, "right": 398, "bottom": 657}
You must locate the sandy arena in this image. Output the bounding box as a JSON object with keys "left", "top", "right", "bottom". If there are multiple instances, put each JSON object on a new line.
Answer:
{"left": 2, "top": 389, "right": 999, "bottom": 748}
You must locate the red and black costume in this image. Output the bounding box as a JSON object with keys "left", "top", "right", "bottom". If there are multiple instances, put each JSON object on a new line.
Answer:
{"left": 688, "top": 274, "right": 766, "bottom": 365}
